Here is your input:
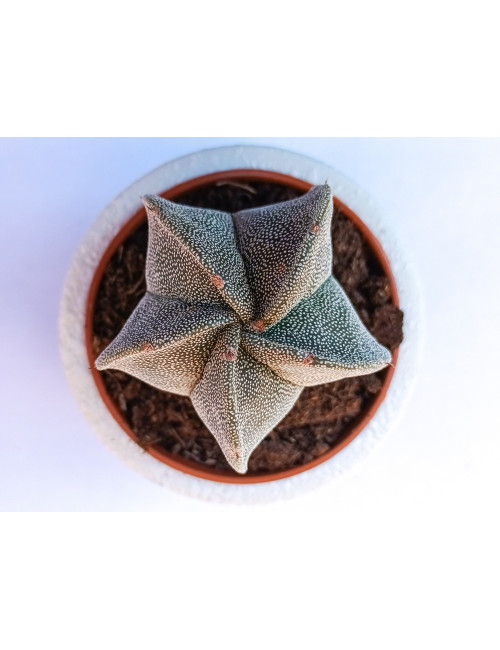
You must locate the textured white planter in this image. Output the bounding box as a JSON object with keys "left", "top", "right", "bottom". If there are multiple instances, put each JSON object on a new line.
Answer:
{"left": 59, "top": 145, "right": 423, "bottom": 504}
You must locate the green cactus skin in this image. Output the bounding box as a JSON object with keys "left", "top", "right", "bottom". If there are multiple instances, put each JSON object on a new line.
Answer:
{"left": 96, "top": 184, "right": 391, "bottom": 473}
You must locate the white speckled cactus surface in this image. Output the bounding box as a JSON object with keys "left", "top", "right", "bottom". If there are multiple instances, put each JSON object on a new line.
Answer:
{"left": 96, "top": 184, "right": 391, "bottom": 473}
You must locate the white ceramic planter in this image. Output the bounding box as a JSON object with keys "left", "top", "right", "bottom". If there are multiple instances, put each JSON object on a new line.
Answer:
{"left": 59, "top": 145, "right": 423, "bottom": 504}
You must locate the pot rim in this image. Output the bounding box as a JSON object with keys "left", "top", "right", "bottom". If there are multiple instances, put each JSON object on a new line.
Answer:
{"left": 85, "top": 169, "right": 400, "bottom": 484}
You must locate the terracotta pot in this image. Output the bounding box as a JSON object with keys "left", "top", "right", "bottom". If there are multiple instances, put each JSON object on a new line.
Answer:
{"left": 85, "top": 169, "right": 400, "bottom": 484}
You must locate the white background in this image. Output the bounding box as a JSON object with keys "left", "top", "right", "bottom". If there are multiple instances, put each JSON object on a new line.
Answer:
{"left": 1, "top": 138, "right": 499, "bottom": 647}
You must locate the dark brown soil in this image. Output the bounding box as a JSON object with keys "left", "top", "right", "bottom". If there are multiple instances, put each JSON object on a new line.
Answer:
{"left": 92, "top": 180, "right": 403, "bottom": 476}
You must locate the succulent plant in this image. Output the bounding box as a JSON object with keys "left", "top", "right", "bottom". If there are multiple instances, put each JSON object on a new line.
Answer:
{"left": 95, "top": 184, "right": 391, "bottom": 473}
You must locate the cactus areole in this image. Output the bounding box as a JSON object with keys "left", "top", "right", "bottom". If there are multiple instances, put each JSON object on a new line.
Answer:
{"left": 95, "top": 184, "right": 392, "bottom": 474}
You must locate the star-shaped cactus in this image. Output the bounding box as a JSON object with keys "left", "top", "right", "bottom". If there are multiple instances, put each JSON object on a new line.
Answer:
{"left": 96, "top": 184, "right": 391, "bottom": 473}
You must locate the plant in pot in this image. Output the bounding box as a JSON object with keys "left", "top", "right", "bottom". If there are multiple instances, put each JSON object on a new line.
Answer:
{"left": 61, "top": 145, "right": 414, "bottom": 502}
{"left": 94, "top": 183, "right": 393, "bottom": 476}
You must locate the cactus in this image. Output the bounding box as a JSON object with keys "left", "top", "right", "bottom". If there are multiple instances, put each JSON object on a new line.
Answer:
{"left": 96, "top": 184, "right": 391, "bottom": 473}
